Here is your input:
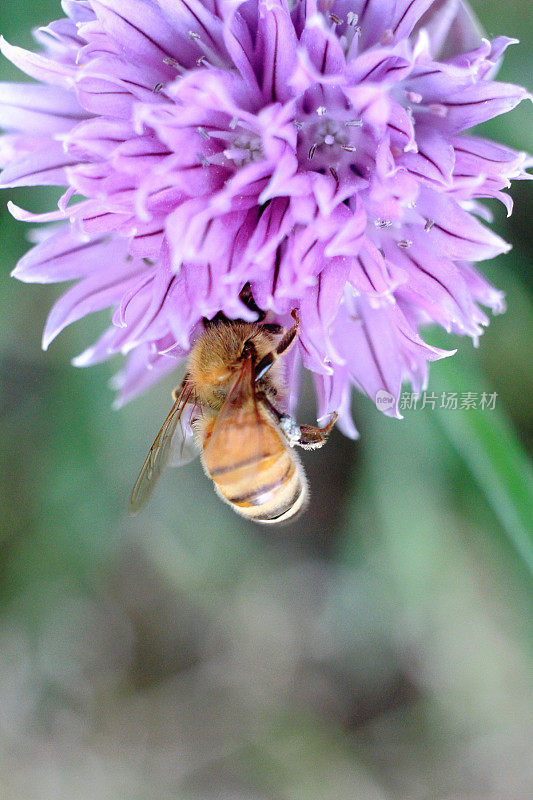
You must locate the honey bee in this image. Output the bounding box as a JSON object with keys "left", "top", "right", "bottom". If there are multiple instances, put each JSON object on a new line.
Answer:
{"left": 130, "top": 309, "right": 337, "bottom": 523}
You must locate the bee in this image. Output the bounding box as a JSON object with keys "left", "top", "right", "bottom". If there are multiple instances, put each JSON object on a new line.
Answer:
{"left": 130, "top": 309, "right": 337, "bottom": 524}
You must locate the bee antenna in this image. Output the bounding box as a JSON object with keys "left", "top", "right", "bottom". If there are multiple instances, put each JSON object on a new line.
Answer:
{"left": 203, "top": 312, "right": 229, "bottom": 328}
{"left": 239, "top": 283, "right": 265, "bottom": 321}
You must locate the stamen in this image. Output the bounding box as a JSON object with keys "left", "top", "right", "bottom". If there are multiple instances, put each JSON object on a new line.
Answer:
{"left": 424, "top": 219, "right": 435, "bottom": 232}
{"left": 397, "top": 239, "right": 413, "bottom": 248}
{"left": 196, "top": 126, "right": 210, "bottom": 140}
{"left": 347, "top": 12, "right": 358, "bottom": 26}
{"left": 309, "top": 143, "right": 318, "bottom": 160}
{"left": 222, "top": 136, "right": 263, "bottom": 166}
{"left": 375, "top": 219, "right": 392, "bottom": 229}
{"left": 153, "top": 82, "right": 163, "bottom": 94}
{"left": 345, "top": 119, "right": 363, "bottom": 127}
{"left": 207, "top": 129, "right": 238, "bottom": 143}
{"left": 189, "top": 29, "right": 226, "bottom": 68}
{"left": 317, "top": 106, "right": 327, "bottom": 117}
{"left": 163, "top": 56, "right": 184, "bottom": 74}
{"left": 330, "top": 13, "right": 342, "bottom": 25}
{"left": 341, "top": 144, "right": 357, "bottom": 152}
{"left": 229, "top": 117, "right": 239, "bottom": 130}
{"left": 329, "top": 166, "right": 339, "bottom": 182}
{"left": 294, "top": 120, "right": 303, "bottom": 130}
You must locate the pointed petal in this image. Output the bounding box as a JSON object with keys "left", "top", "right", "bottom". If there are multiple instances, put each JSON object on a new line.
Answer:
{"left": 410, "top": 186, "right": 511, "bottom": 261}
{"left": 314, "top": 367, "right": 359, "bottom": 439}
{"left": 299, "top": 259, "right": 351, "bottom": 373}
{"left": 223, "top": 7, "right": 261, "bottom": 91}
{"left": 43, "top": 260, "right": 146, "bottom": 348}
{"left": 110, "top": 339, "right": 181, "bottom": 406}
{"left": 91, "top": 0, "right": 190, "bottom": 76}
{"left": 0, "top": 36, "right": 76, "bottom": 88}
{"left": 349, "top": 237, "right": 406, "bottom": 296}
{"left": 401, "top": 130, "right": 455, "bottom": 186}
{"left": 158, "top": 0, "right": 226, "bottom": 59}
{"left": 391, "top": 0, "right": 436, "bottom": 41}
{"left": 0, "top": 143, "right": 80, "bottom": 188}
{"left": 418, "top": 81, "right": 531, "bottom": 132}
{"left": 257, "top": 0, "right": 298, "bottom": 103}
{"left": 414, "top": 0, "right": 484, "bottom": 60}
{"left": 12, "top": 225, "right": 128, "bottom": 283}
{"left": 0, "top": 82, "right": 86, "bottom": 134}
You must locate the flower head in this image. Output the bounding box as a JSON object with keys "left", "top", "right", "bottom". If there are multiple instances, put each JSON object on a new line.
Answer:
{"left": 1, "top": 0, "right": 530, "bottom": 434}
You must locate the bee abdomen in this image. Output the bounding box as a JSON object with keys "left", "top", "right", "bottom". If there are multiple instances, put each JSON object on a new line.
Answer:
{"left": 248, "top": 464, "right": 308, "bottom": 524}
{"left": 213, "top": 450, "right": 307, "bottom": 523}
{"left": 201, "top": 414, "right": 308, "bottom": 524}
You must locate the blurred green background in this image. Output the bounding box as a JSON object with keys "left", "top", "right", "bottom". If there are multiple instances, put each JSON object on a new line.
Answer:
{"left": 0, "top": 2, "right": 532, "bottom": 798}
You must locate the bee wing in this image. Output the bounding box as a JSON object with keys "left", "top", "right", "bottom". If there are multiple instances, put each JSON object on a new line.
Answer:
{"left": 204, "top": 354, "right": 275, "bottom": 469}
{"left": 167, "top": 401, "right": 202, "bottom": 467}
{"left": 210, "top": 353, "right": 256, "bottom": 429}
{"left": 129, "top": 381, "right": 196, "bottom": 514}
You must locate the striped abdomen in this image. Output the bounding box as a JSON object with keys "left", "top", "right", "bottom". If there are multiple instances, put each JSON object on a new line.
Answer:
{"left": 200, "top": 410, "right": 308, "bottom": 523}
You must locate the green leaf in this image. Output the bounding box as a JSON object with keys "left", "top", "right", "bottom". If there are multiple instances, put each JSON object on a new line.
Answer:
{"left": 432, "top": 364, "right": 533, "bottom": 575}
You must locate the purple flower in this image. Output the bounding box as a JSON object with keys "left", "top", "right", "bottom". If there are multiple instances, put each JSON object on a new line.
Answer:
{"left": 1, "top": 0, "right": 530, "bottom": 435}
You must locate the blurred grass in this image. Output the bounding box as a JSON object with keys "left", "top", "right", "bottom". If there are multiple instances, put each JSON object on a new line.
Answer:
{"left": 0, "top": 2, "right": 532, "bottom": 799}
{"left": 432, "top": 347, "right": 533, "bottom": 574}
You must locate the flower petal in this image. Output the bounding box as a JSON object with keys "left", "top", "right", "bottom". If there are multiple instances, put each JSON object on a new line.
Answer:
{"left": 409, "top": 186, "right": 511, "bottom": 261}
{"left": 110, "top": 338, "right": 181, "bottom": 407}
{"left": 416, "top": 80, "right": 531, "bottom": 133}
{"left": 12, "top": 225, "right": 128, "bottom": 283}
{"left": 0, "top": 36, "right": 76, "bottom": 88}
{"left": 43, "top": 259, "right": 147, "bottom": 349}
{"left": 0, "top": 143, "right": 80, "bottom": 188}
{"left": 257, "top": 0, "right": 298, "bottom": 103}
{"left": 299, "top": 258, "right": 351, "bottom": 373}
{"left": 0, "top": 82, "right": 86, "bottom": 134}
{"left": 91, "top": 0, "right": 192, "bottom": 75}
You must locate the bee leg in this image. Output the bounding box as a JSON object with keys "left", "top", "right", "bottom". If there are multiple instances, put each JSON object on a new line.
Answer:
{"left": 256, "top": 392, "right": 301, "bottom": 445}
{"left": 260, "top": 323, "right": 284, "bottom": 335}
{"left": 296, "top": 412, "right": 338, "bottom": 450}
{"left": 257, "top": 392, "right": 337, "bottom": 450}
{"left": 254, "top": 309, "right": 300, "bottom": 381}
{"left": 276, "top": 309, "right": 300, "bottom": 355}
